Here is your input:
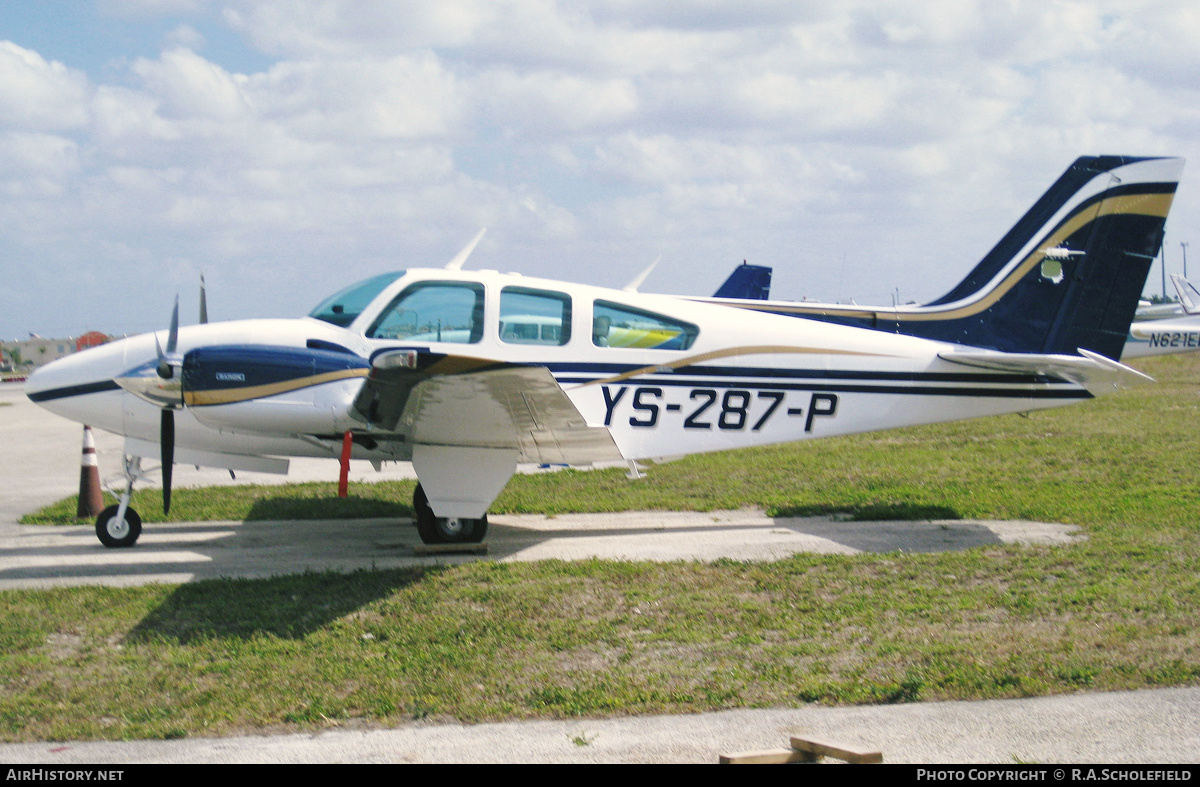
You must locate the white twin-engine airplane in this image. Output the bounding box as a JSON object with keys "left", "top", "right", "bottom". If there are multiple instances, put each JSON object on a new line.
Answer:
{"left": 26, "top": 155, "right": 1183, "bottom": 549}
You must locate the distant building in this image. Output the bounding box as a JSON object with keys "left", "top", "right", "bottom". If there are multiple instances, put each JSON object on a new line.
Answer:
{"left": 1, "top": 332, "right": 111, "bottom": 373}
{"left": 76, "top": 331, "right": 110, "bottom": 352}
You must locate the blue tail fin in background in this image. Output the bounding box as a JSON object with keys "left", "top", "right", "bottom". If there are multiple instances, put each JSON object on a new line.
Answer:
{"left": 713, "top": 262, "right": 773, "bottom": 300}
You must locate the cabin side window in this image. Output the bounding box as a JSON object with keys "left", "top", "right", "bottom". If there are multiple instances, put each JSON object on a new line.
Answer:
{"left": 499, "top": 287, "right": 572, "bottom": 346}
{"left": 366, "top": 281, "right": 485, "bottom": 343}
{"left": 591, "top": 300, "right": 699, "bottom": 350}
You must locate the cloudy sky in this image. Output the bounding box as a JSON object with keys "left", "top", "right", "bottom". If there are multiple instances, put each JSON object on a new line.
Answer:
{"left": 2, "top": 0, "right": 1199, "bottom": 339}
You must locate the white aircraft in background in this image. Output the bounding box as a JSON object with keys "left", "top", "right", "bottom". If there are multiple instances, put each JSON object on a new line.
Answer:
{"left": 26, "top": 155, "right": 1183, "bottom": 548}
{"left": 1121, "top": 273, "right": 1200, "bottom": 358}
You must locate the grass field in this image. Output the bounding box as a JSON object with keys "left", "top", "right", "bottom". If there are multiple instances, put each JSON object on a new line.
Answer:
{"left": 4, "top": 353, "right": 1199, "bottom": 742}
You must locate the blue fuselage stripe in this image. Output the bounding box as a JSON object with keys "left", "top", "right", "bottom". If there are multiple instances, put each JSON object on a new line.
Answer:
{"left": 26, "top": 380, "right": 121, "bottom": 403}
{"left": 556, "top": 375, "right": 1087, "bottom": 399}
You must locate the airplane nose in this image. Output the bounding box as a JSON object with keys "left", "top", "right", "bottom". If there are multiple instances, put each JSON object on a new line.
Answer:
{"left": 23, "top": 339, "right": 135, "bottom": 429}
{"left": 23, "top": 356, "right": 77, "bottom": 401}
{"left": 24, "top": 364, "right": 46, "bottom": 397}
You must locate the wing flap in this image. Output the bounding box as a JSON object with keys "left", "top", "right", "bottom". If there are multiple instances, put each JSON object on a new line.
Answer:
{"left": 353, "top": 357, "right": 622, "bottom": 465}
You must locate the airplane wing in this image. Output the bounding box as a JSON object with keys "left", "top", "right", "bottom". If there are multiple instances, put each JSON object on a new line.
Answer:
{"left": 938, "top": 348, "right": 1152, "bottom": 395}
{"left": 353, "top": 350, "right": 623, "bottom": 465}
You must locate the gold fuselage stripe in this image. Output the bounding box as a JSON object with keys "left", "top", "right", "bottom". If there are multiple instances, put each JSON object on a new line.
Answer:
{"left": 576, "top": 344, "right": 889, "bottom": 387}
{"left": 184, "top": 368, "right": 370, "bottom": 406}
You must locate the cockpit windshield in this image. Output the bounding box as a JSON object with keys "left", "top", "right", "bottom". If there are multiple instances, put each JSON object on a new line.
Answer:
{"left": 308, "top": 272, "right": 404, "bottom": 327}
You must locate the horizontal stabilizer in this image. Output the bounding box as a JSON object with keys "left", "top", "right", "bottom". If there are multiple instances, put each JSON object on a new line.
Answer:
{"left": 938, "top": 348, "right": 1152, "bottom": 395}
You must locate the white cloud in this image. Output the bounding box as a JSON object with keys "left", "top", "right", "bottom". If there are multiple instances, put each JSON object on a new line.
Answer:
{"left": 222, "top": 0, "right": 501, "bottom": 57}
{"left": 3, "top": 1, "right": 1200, "bottom": 336}
{"left": 479, "top": 70, "right": 638, "bottom": 136}
{"left": 0, "top": 42, "right": 90, "bottom": 131}
{"left": 247, "top": 54, "right": 462, "bottom": 140}
{"left": 0, "top": 132, "right": 79, "bottom": 198}
{"left": 132, "top": 48, "right": 249, "bottom": 120}
{"left": 164, "top": 24, "right": 207, "bottom": 52}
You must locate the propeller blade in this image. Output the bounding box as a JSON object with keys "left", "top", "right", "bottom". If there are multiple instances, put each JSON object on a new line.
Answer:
{"left": 167, "top": 296, "right": 180, "bottom": 354}
{"left": 157, "top": 296, "right": 182, "bottom": 380}
{"left": 199, "top": 274, "right": 208, "bottom": 324}
{"left": 161, "top": 409, "right": 174, "bottom": 515}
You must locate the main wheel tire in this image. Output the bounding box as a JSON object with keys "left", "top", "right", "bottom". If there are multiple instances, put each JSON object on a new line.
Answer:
{"left": 413, "top": 485, "right": 488, "bottom": 544}
{"left": 96, "top": 504, "right": 142, "bottom": 548}
{"left": 412, "top": 483, "right": 433, "bottom": 526}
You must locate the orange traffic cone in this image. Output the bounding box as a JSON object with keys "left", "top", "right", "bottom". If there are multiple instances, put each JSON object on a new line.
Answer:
{"left": 76, "top": 425, "right": 104, "bottom": 518}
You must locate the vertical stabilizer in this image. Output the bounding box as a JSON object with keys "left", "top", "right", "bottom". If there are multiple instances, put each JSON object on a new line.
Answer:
{"left": 718, "top": 156, "right": 1184, "bottom": 360}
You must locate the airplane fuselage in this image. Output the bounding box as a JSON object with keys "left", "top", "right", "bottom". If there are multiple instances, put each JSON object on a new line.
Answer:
{"left": 28, "top": 267, "right": 1093, "bottom": 474}
{"left": 1123, "top": 313, "right": 1200, "bottom": 359}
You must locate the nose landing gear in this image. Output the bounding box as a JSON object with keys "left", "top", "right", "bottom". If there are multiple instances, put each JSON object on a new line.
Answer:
{"left": 95, "top": 455, "right": 146, "bottom": 547}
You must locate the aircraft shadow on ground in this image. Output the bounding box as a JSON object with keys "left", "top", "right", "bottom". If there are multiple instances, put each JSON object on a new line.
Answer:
{"left": 766, "top": 502, "right": 1011, "bottom": 553}
{"left": 772, "top": 502, "right": 962, "bottom": 522}
{"left": 241, "top": 495, "right": 410, "bottom": 522}
{"left": 482, "top": 517, "right": 1014, "bottom": 557}
{"left": 126, "top": 565, "right": 437, "bottom": 644}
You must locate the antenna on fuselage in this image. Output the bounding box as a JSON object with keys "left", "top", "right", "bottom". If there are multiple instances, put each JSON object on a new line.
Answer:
{"left": 623, "top": 255, "right": 661, "bottom": 293}
{"left": 444, "top": 228, "right": 487, "bottom": 271}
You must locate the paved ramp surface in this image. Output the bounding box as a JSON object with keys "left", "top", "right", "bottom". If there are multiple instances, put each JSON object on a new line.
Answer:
{"left": 1, "top": 688, "right": 1197, "bottom": 764}
{"left": 0, "top": 511, "right": 1082, "bottom": 589}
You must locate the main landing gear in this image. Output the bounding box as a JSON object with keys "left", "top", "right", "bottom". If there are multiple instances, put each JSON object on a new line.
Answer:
{"left": 95, "top": 455, "right": 145, "bottom": 547}
{"left": 412, "top": 483, "right": 488, "bottom": 545}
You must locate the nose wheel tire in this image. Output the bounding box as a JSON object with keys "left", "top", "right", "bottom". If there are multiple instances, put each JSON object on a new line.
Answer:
{"left": 96, "top": 504, "right": 142, "bottom": 548}
{"left": 412, "top": 484, "right": 488, "bottom": 544}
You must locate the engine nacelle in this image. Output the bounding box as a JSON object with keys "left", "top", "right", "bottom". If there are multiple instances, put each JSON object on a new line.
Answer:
{"left": 182, "top": 345, "right": 369, "bottom": 435}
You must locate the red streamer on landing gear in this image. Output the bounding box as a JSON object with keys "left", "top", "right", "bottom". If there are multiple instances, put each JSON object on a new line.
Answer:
{"left": 338, "top": 431, "right": 352, "bottom": 498}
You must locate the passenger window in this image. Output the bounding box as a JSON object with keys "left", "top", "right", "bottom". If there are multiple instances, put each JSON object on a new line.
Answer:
{"left": 500, "top": 287, "right": 572, "bottom": 346}
{"left": 591, "top": 300, "right": 698, "bottom": 350}
{"left": 366, "top": 281, "right": 484, "bottom": 343}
